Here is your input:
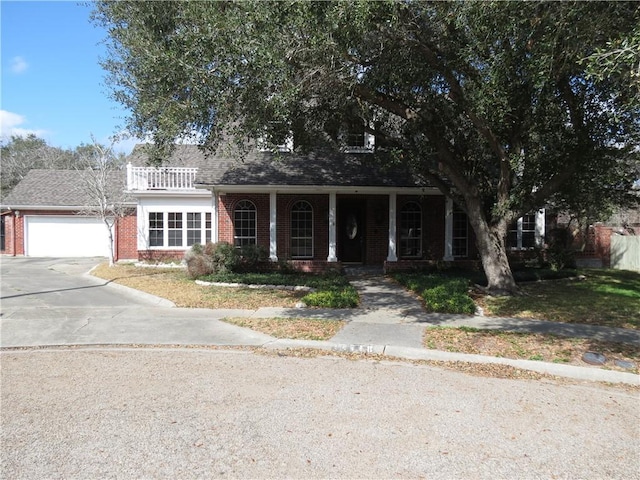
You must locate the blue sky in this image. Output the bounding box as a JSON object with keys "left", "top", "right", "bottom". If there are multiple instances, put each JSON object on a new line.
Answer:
{"left": 1, "top": 1, "right": 137, "bottom": 153}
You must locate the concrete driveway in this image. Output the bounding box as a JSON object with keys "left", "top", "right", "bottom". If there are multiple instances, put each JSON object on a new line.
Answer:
{"left": 0, "top": 257, "right": 164, "bottom": 309}
{"left": 0, "top": 257, "right": 272, "bottom": 348}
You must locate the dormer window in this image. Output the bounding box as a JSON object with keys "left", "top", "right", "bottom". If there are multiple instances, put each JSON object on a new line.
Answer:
{"left": 342, "top": 120, "right": 375, "bottom": 153}
{"left": 258, "top": 122, "right": 293, "bottom": 153}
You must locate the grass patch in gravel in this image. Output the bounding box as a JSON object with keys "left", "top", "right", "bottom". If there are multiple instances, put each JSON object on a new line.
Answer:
{"left": 222, "top": 317, "right": 345, "bottom": 340}
{"left": 92, "top": 263, "right": 306, "bottom": 309}
{"left": 423, "top": 326, "right": 639, "bottom": 373}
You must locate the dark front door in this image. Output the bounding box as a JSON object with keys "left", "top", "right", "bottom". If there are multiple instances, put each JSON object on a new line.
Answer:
{"left": 338, "top": 199, "right": 366, "bottom": 263}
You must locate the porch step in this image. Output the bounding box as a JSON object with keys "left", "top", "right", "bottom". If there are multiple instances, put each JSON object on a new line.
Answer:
{"left": 343, "top": 265, "right": 384, "bottom": 277}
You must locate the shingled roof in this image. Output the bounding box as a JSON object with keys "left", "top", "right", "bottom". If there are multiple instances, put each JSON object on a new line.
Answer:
{"left": 1, "top": 169, "right": 130, "bottom": 208}
{"left": 129, "top": 144, "right": 426, "bottom": 188}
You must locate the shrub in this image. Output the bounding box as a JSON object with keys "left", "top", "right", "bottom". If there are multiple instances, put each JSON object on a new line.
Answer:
{"left": 238, "top": 244, "right": 269, "bottom": 271}
{"left": 185, "top": 243, "right": 214, "bottom": 279}
{"left": 302, "top": 285, "right": 359, "bottom": 308}
{"left": 185, "top": 241, "right": 240, "bottom": 278}
{"left": 392, "top": 272, "right": 476, "bottom": 314}
{"left": 210, "top": 241, "right": 240, "bottom": 274}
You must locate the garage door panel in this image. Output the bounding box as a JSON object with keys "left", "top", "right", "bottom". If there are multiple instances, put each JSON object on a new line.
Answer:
{"left": 25, "top": 216, "right": 112, "bottom": 257}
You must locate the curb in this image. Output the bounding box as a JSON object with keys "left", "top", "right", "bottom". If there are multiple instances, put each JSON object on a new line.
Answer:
{"left": 263, "top": 339, "right": 640, "bottom": 385}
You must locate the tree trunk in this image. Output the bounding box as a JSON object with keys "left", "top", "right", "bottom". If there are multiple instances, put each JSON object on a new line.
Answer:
{"left": 465, "top": 198, "right": 519, "bottom": 295}
{"left": 104, "top": 217, "right": 116, "bottom": 267}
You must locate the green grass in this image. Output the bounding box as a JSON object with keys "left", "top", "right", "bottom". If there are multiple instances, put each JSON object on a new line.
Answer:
{"left": 201, "top": 271, "right": 359, "bottom": 308}
{"left": 482, "top": 269, "right": 640, "bottom": 329}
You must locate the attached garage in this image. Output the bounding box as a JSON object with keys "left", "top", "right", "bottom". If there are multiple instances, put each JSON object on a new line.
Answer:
{"left": 25, "top": 216, "right": 112, "bottom": 257}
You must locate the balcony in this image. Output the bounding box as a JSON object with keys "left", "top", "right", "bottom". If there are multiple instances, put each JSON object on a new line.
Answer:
{"left": 126, "top": 163, "right": 198, "bottom": 191}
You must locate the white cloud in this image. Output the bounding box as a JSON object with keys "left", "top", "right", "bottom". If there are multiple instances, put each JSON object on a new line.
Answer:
{"left": 10, "top": 56, "right": 28, "bottom": 74}
{"left": 0, "top": 110, "right": 47, "bottom": 140}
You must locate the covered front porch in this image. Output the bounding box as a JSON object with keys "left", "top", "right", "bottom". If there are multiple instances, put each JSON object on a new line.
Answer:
{"left": 212, "top": 187, "right": 461, "bottom": 271}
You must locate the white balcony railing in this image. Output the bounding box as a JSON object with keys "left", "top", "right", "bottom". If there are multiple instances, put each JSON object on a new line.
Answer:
{"left": 126, "top": 163, "right": 198, "bottom": 191}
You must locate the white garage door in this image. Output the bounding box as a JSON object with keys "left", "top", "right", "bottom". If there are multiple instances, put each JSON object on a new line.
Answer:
{"left": 25, "top": 216, "right": 112, "bottom": 257}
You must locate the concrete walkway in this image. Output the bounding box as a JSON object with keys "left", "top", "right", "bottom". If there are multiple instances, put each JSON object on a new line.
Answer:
{"left": 1, "top": 262, "right": 638, "bottom": 385}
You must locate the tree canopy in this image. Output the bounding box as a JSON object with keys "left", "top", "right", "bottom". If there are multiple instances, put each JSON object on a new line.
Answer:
{"left": 94, "top": 0, "right": 640, "bottom": 293}
{"left": 0, "top": 135, "right": 127, "bottom": 199}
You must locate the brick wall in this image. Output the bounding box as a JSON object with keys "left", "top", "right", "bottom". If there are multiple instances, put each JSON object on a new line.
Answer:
{"left": 365, "top": 195, "right": 390, "bottom": 264}
{"left": 276, "top": 194, "right": 329, "bottom": 261}
{"left": 396, "top": 195, "right": 446, "bottom": 261}
{"left": 1, "top": 213, "right": 21, "bottom": 255}
{"left": 594, "top": 224, "right": 613, "bottom": 267}
{"left": 116, "top": 211, "right": 138, "bottom": 260}
{"left": 218, "top": 193, "right": 271, "bottom": 247}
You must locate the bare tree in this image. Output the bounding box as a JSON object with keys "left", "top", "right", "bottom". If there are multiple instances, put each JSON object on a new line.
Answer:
{"left": 76, "top": 139, "right": 131, "bottom": 266}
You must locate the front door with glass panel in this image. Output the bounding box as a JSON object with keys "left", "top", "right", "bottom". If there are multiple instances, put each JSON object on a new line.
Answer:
{"left": 338, "top": 199, "right": 365, "bottom": 263}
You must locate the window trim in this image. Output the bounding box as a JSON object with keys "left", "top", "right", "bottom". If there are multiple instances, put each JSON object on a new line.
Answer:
{"left": 290, "top": 200, "right": 314, "bottom": 259}
{"left": 508, "top": 210, "right": 545, "bottom": 250}
{"left": 146, "top": 210, "right": 212, "bottom": 250}
{"left": 233, "top": 200, "right": 257, "bottom": 247}
{"left": 399, "top": 201, "right": 422, "bottom": 258}
{"left": 452, "top": 206, "right": 469, "bottom": 258}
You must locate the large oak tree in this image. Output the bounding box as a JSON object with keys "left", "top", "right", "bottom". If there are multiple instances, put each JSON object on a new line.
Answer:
{"left": 94, "top": 1, "right": 639, "bottom": 293}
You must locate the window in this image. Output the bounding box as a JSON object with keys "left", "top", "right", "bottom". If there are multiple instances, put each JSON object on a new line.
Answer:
{"left": 167, "top": 213, "right": 183, "bottom": 247}
{"left": 187, "top": 213, "right": 201, "bottom": 246}
{"left": 343, "top": 119, "right": 374, "bottom": 153}
{"left": 400, "top": 201, "right": 422, "bottom": 257}
{"left": 147, "top": 211, "right": 212, "bottom": 248}
{"left": 149, "top": 212, "right": 164, "bottom": 247}
{"left": 508, "top": 212, "right": 542, "bottom": 249}
{"left": 452, "top": 206, "right": 468, "bottom": 257}
{"left": 205, "top": 213, "right": 212, "bottom": 243}
{"left": 291, "top": 201, "right": 313, "bottom": 258}
{"left": 234, "top": 200, "right": 257, "bottom": 247}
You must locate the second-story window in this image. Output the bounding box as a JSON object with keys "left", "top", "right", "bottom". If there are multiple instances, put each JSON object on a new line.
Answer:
{"left": 234, "top": 200, "right": 257, "bottom": 247}
{"left": 343, "top": 119, "right": 374, "bottom": 153}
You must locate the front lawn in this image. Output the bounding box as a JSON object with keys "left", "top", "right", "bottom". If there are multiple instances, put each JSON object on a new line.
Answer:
{"left": 480, "top": 269, "right": 640, "bottom": 330}
{"left": 92, "top": 263, "right": 358, "bottom": 309}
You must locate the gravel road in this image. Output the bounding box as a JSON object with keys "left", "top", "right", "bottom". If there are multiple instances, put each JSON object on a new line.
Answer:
{"left": 1, "top": 348, "right": 638, "bottom": 479}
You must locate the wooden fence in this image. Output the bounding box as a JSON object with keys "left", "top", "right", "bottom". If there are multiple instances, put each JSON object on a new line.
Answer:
{"left": 610, "top": 236, "right": 640, "bottom": 272}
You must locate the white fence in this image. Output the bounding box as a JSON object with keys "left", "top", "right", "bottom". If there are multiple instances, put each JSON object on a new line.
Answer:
{"left": 611, "top": 236, "right": 640, "bottom": 272}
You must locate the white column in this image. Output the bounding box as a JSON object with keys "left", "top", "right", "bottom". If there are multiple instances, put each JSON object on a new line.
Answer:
{"left": 269, "top": 191, "right": 278, "bottom": 261}
{"left": 212, "top": 192, "right": 219, "bottom": 243}
{"left": 444, "top": 197, "right": 454, "bottom": 261}
{"left": 387, "top": 193, "right": 398, "bottom": 262}
{"left": 327, "top": 192, "right": 338, "bottom": 262}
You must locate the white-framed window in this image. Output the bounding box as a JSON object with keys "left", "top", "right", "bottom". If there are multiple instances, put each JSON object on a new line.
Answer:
{"left": 147, "top": 211, "right": 212, "bottom": 249}
{"left": 400, "top": 201, "right": 422, "bottom": 258}
{"left": 342, "top": 119, "right": 375, "bottom": 153}
{"left": 168, "top": 212, "right": 183, "bottom": 247}
{"left": 205, "top": 212, "right": 212, "bottom": 243}
{"left": 452, "top": 206, "right": 469, "bottom": 258}
{"left": 258, "top": 122, "right": 294, "bottom": 152}
{"left": 290, "top": 200, "right": 313, "bottom": 259}
{"left": 149, "top": 212, "right": 164, "bottom": 247}
{"left": 508, "top": 210, "right": 545, "bottom": 250}
{"left": 234, "top": 200, "right": 257, "bottom": 247}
